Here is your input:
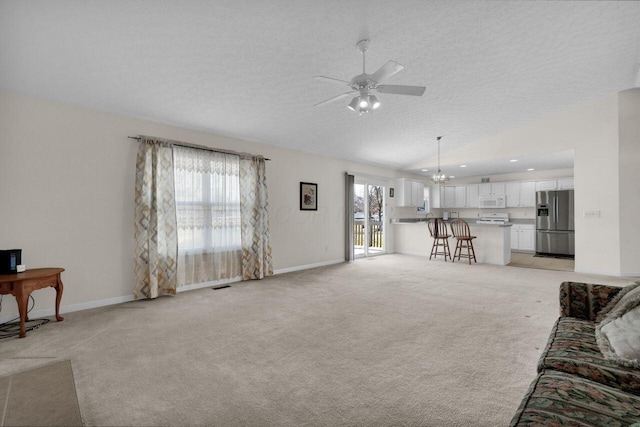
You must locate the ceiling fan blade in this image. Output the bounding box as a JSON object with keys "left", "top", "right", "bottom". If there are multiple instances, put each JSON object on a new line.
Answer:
{"left": 376, "top": 85, "right": 426, "bottom": 96}
{"left": 314, "top": 91, "right": 357, "bottom": 107}
{"left": 371, "top": 60, "right": 404, "bottom": 83}
{"left": 313, "top": 76, "right": 351, "bottom": 85}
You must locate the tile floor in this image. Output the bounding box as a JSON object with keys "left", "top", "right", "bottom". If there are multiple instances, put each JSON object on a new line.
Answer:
{"left": 508, "top": 251, "right": 575, "bottom": 272}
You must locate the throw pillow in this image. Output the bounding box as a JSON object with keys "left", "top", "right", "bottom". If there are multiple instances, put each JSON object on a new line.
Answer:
{"left": 596, "top": 281, "right": 640, "bottom": 368}
{"left": 596, "top": 281, "right": 640, "bottom": 322}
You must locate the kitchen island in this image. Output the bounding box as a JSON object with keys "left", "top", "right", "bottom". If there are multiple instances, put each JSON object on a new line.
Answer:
{"left": 393, "top": 219, "right": 512, "bottom": 265}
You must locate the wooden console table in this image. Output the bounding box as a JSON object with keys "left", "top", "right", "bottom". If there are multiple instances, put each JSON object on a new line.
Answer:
{"left": 0, "top": 268, "right": 64, "bottom": 338}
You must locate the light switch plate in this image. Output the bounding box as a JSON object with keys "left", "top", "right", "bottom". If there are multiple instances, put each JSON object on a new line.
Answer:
{"left": 584, "top": 210, "right": 601, "bottom": 219}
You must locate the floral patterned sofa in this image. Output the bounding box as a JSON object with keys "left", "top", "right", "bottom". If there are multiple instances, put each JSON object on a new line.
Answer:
{"left": 510, "top": 281, "right": 640, "bottom": 426}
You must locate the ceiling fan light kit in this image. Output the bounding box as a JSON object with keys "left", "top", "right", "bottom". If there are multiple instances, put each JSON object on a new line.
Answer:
{"left": 314, "top": 39, "right": 426, "bottom": 114}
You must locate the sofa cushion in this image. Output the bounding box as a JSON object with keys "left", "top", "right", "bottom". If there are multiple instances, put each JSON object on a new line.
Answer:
{"left": 595, "top": 282, "right": 640, "bottom": 323}
{"left": 510, "top": 370, "right": 640, "bottom": 426}
{"left": 596, "top": 283, "right": 640, "bottom": 368}
{"left": 538, "top": 317, "right": 640, "bottom": 396}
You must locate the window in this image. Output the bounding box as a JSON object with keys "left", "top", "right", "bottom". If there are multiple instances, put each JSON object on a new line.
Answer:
{"left": 173, "top": 146, "right": 241, "bottom": 253}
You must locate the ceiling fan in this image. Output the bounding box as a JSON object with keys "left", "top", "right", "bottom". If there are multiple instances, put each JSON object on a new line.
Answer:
{"left": 314, "top": 39, "right": 426, "bottom": 114}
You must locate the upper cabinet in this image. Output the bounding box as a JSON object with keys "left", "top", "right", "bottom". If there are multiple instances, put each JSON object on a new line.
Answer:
{"left": 430, "top": 185, "right": 442, "bottom": 209}
{"left": 429, "top": 177, "right": 572, "bottom": 210}
{"left": 520, "top": 181, "right": 536, "bottom": 207}
{"left": 443, "top": 186, "right": 456, "bottom": 208}
{"left": 441, "top": 186, "right": 467, "bottom": 208}
{"left": 536, "top": 178, "right": 574, "bottom": 191}
{"left": 454, "top": 186, "right": 466, "bottom": 208}
{"left": 395, "top": 178, "right": 425, "bottom": 207}
{"left": 479, "top": 183, "right": 505, "bottom": 196}
{"left": 411, "top": 180, "right": 423, "bottom": 205}
{"left": 506, "top": 181, "right": 536, "bottom": 207}
{"left": 558, "top": 178, "right": 574, "bottom": 190}
{"left": 466, "top": 185, "right": 479, "bottom": 208}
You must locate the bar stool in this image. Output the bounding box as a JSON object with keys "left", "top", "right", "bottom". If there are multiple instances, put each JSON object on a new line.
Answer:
{"left": 427, "top": 218, "right": 451, "bottom": 261}
{"left": 449, "top": 219, "right": 477, "bottom": 264}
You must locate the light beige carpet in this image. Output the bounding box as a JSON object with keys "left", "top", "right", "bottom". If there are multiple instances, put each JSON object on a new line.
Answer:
{"left": 0, "top": 254, "right": 635, "bottom": 426}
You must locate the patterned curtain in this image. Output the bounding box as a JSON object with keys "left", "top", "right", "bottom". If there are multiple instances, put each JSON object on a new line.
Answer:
{"left": 239, "top": 156, "right": 273, "bottom": 280}
{"left": 173, "top": 146, "right": 242, "bottom": 286}
{"left": 134, "top": 138, "right": 178, "bottom": 299}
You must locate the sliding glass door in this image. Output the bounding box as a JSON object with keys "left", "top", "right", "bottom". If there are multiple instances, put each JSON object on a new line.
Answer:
{"left": 354, "top": 180, "right": 386, "bottom": 258}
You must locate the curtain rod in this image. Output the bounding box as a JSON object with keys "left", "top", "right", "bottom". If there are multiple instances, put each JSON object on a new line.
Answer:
{"left": 127, "top": 136, "right": 270, "bottom": 161}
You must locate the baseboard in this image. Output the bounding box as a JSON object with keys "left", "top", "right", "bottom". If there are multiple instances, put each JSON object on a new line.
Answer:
{"left": 394, "top": 250, "right": 429, "bottom": 257}
{"left": 0, "top": 294, "right": 136, "bottom": 324}
{"left": 0, "top": 261, "right": 346, "bottom": 323}
{"left": 177, "top": 276, "right": 242, "bottom": 292}
{"left": 573, "top": 267, "right": 629, "bottom": 277}
{"left": 274, "top": 259, "right": 344, "bottom": 275}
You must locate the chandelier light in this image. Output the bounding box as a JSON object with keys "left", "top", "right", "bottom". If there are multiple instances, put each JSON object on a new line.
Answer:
{"left": 431, "top": 136, "right": 448, "bottom": 185}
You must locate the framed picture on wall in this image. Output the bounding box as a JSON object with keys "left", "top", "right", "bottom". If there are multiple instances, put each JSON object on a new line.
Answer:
{"left": 300, "top": 182, "right": 318, "bottom": 211}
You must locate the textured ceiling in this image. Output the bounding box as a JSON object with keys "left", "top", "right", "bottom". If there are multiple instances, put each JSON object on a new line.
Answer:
{"left": 1, "top": 1, "right": 639, "bottom": 175}
{"left": 407, "top": 150, "right": 575, "bottom": 181}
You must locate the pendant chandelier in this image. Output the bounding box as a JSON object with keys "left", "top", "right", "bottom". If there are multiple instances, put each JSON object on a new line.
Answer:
{"left": 431, "top": 136, "right": 448, "bottom": 185}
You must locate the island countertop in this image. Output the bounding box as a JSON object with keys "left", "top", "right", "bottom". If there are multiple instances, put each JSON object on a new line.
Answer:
{"left": 393, "top": 220, "right": 511, "bottom": 265}
{"left": 391, "top": 218, "right": 515, "bottom": 227}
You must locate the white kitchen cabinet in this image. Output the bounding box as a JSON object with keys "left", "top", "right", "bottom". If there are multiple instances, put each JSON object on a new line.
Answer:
{"left": 505, "top": 182, "right": 521, "bottom": 208}
{"left": 536, "top": 180, "right": 557, "bottom": 191}
{"left": 479, "top": 183, "right": 492, "bottom": 197}
{"left": 443, "top": 186, "right": 456, "bottom": 208}
{"left": 491, "top": 183, "right": 506, "bottom": 196}
{"left": 411, "top": 180, "right": 424, "bottom": 205}
{"left": 480, "top": 182, "right": 505, "bottom": 196}
{"left": 466, "top": 185, "right": 479, "bottom": 208}
{"left": 454, "top": 186, "right": 466, "bottom": 208}
{"left": 429, "top": 185, "right": 443, "bottom": 209}
{"left": 442, "top": 186, "right": 467, "bottom": 208}
{"left": 511, "top": 224, "right": 535, "bottom": 252}
{"left": 520, "top": 181, "right": 536, "bottom": 207}
{"left": 558, "top": 178, "right": 574, "bottom": 190}
{"left": 510, "top": 228, "right": 519, "bottom": 249}
{"left": 506, "top": 181, "right": 536, "bottom": 207}
{"left": 535, "top": 178, "right": 574, "bottom": 192}
{"left": 520, "top": 228, "right": 535, "bottom": 251}
{"left": 395, "top": 179, "right": 411, "bottom": 206}
{"left": 395, "top": 179, "right": 425, "bottom": 207}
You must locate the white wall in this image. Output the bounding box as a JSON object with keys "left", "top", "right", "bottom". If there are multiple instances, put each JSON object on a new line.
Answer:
{"left": 0, "top": 91, "right": 419, "bottom": 319}
{"left": 618, "top": 89, "right": 640, "bottom": 275}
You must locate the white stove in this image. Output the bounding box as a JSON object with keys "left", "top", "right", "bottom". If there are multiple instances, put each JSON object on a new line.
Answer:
{"left": 476, "top": 213, "right": 510, "bottom": 224}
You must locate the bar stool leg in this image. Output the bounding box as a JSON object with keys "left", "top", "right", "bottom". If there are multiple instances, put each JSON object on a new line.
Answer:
{"left": 446, "top": 238, "right": 451, "bottom": 260}
{"left": 470, "top": 239, "right": 477, "bottom": 263}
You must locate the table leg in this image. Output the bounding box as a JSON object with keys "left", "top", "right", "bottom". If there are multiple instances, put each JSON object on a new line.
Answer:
{"left": 55, "top": 274, "right": 64, "bottom": 322}
{"left": 14, "top": 287, "right": 29, "bottom": 338}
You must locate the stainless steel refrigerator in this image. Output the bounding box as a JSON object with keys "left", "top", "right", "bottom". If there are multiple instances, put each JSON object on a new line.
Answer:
{"left": 536, "top": 190, "right": 575, "bottom": 257}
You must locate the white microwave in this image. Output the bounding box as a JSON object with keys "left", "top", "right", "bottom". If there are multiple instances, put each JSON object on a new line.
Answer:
{"left": 479, "top": 195, "right": 506, "bottom": 209}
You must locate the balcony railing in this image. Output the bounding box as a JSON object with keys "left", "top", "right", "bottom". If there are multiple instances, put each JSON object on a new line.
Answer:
{"left": 354, "top": 219, "right": 384, "bottom": 248}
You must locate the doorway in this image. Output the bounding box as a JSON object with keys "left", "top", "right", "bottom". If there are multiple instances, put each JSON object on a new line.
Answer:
{"left": 354, "top": 181, "right": 386, "bottom": 257}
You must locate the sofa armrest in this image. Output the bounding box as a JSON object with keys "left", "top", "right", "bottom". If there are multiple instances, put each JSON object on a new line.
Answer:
{"left": 559, "top": 281, "right": 622, "bottom": 320}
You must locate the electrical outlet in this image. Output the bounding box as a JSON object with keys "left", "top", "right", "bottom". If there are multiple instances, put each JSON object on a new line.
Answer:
{"left": 583, "top": 210, "right": 601, "bottom": 219}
